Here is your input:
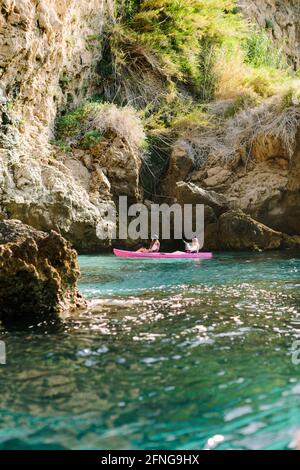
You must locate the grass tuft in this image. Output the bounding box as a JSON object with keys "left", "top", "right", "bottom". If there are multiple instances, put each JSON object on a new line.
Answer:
{"left": 54, "top": 101, "right": 146, "bottom": 154}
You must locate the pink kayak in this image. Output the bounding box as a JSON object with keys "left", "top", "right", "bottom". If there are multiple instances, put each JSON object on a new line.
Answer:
{"left": 113, "top": 249, "right": 213, "bottom": 259}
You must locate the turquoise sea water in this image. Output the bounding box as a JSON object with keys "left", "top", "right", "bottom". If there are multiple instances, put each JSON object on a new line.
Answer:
{"left": 0, "top": 252, "right": 300, "bottom": 450}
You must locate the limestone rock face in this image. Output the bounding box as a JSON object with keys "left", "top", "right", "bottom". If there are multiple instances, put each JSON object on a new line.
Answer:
{"left": 0, "top": 1, "right": 123, "bottom": 252}
{"left": 0, "top": 219, "right": 84, "bottom": 322}
{"left": 0, "top": 0, "right": 105, "bottom": 156}
{"left": 279, "top": 127, "right": 300, "bottom": 235}
{"left": 288, "top": 127, "right": 300, "bottom": 191}
{"left": 163, "top": 141, "right": 195, "bottom": 197}
{"left": 242, "top": 123, "right": 300, "bottom": 235}
{"left": 238, "top": 0, "right": 300, "bottom": 69}
{"left": 0, "top": 152, "right": 117, "bottom": 252}
{"left": 89, "top": 130, "right": 143, "bottom": 204}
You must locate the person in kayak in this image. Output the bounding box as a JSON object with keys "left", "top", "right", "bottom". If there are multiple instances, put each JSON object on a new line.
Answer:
{"left": 184, "top": 237, "right": 200, "bottom": 253}
{"left": 137, "top": 235, "right": 160, "bottom": 253}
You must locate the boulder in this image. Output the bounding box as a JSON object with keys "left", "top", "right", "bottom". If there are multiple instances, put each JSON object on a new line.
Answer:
{"left": 175, "top": 181, "right": 229, "bottom": 215}
{"left": 203, "top": 222, "right": 220, "bottom": 251}
{"left": 0, "top": 220, "right": 84, "bottom": 322}
{"left": 282, "top": 234, "right": 300, "bottom": 250}
{"left": 218, "top": 210, "right": 283, "bottom": 251}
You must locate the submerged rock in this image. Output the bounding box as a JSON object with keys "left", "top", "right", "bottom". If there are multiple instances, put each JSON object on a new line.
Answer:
{"left": 0, "top": 220, "right": 84, "bottom": 322}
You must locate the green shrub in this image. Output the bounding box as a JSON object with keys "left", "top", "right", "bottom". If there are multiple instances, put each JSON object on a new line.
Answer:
{"left": 50, "top": 139, "right": 72, "bottom": 153}
{"left": 56, "top": 102, "right": 101, "bottom": 141}
{"left": 57, "top": 106, "right": 85, "bottom": 139}
{"left": 81, "top": 130, "right": 103, "bottom": 149}
{"left": 265, "top": 18, "right": 274, "bottom": 30}
{"left": 243, "top": 29, "right": 287, "bottom": 69}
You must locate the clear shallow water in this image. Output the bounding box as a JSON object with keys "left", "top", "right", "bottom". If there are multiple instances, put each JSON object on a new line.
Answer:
{"left": 0, "top": 252, "right": 300, "bottom": 450}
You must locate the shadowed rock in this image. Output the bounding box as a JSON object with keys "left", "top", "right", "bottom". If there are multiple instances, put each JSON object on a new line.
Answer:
{"left": 219, "top": 210, "right": 284, "bottom": 251}
{"left": 175, "top": 181, "right": 229, "bottom": 216}
{"left": 0, "top": 220, "right": 85, "bottom": 322}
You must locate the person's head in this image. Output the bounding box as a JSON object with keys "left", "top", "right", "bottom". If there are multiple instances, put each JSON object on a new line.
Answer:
{"left": 192, "top": 237, "right": 198, "bottom": 243}
{"left": 152, "top": 234, "right": 159, "bottom": 241}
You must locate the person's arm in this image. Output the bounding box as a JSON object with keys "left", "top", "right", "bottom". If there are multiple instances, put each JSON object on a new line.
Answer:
{"left": 151, "top": 241, "right": 160, "bottom": 252}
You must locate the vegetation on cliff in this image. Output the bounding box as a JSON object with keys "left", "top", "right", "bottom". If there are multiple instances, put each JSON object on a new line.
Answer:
{"left": 54, "top": 0, "right": 299, "bottom": 198}
{"left": 101, "top": 0, "right": 294, "bottom": 106}
{"left": 55, "top": 101, "right": 145, "bottom": 152}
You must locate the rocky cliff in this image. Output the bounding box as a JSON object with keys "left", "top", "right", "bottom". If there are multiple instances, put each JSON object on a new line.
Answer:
{"left": 1, "top": 0, "right": 300, "bottom": 254}
{"left": 164, "top": 96, "right": 300, "bottom": 249}
{"left": 0, "top": 0, "right": 141, "bottom": 252}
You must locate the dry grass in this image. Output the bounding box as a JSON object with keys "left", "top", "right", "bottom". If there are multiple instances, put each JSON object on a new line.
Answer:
{"left": 215, "top": 55, "right": 274, "bottom": 101}
{"left": 215, "top": 43, "right": 296, "bottom": 104}
{"left": 86, "top": 103, "right": 146, "bottom": 151}
{"left": 253, "top": 104, "right": 300, "bottom": 158}
{"left": 56, "top": 102, "right": 146, "bottom": 154}
{"left": 215, "top": 48, "right": 252, "bottom": 100}
{"left": 179, "top": 97, "right": 300, "bottom": 170}
{"left": 224, "top": 99, "right": 300, "bottom": 160}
